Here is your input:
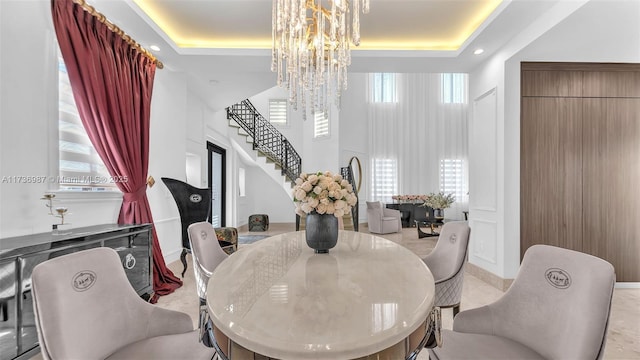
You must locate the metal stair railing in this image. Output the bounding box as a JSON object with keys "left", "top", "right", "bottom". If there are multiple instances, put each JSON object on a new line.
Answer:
{"left": 226, "top": 99, "right": 302, "bottom": 183}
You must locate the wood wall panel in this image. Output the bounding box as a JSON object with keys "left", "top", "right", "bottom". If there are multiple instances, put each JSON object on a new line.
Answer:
{"left": 583, "top": 71, "right": 640, "bottom": 98}
{"left": 520, "top": 98, "right": 583, "bottom": 259}
{"left": 521, "top": 70, "right": 582, "bottom": 97}
{"left": 521, "top": 62, "right": 640, "bottom": 282}
{"left": 582, "top": 98, "right": 640, "bottom": 282}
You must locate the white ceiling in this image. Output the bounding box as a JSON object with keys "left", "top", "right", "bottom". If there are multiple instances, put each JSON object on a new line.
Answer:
{"left": 91, "top": 0, "right": 560, "bottom": 110}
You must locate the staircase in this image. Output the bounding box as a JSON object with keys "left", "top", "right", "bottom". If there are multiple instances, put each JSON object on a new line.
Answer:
{"left": 227, "top": 99, "right": 361, "bottom": 230}
{"left": 226, "top": 99, "right": 302, "bottom": 186}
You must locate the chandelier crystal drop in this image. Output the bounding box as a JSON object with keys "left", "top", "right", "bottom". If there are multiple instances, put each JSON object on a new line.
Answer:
{"left": 271, "top": 0, "right": 370, "bottom": 119}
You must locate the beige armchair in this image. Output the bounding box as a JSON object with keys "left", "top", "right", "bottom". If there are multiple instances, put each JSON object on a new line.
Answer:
{"left": 31, "top": 247, "right": 215, "bottom": 360}
{"left": 422, "top": 221, "right": 470, "bottom": 317}
{"left": 429, "top": 244, "right": 615, "bottom": 360}
{"left": 366, "top": 201, "right": 402, "bottom": 234}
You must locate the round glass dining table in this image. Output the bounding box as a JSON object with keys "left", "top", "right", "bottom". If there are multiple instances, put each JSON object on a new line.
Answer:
{"left": 206, "top": 230, "right": 435, "bottom": 360}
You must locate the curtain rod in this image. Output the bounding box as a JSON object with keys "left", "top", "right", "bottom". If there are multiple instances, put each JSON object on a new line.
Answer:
{"left": 72, "top": 0, "right": 164, "bottom": 69}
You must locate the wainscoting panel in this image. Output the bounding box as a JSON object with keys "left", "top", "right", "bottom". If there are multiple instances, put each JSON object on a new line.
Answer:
{"left": 470, "top": 88, "right": 497, "bottom": 212}
{"left": 470, "top": 218, "right": 497, "bottom": 265}
{"left": 153, "top": 217, "right": 182, "bottom": 263}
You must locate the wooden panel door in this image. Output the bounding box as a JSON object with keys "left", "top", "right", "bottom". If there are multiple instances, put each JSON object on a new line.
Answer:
{"left": 583, "top": 71, "right": 640, "bottom": 98}
{"left": 520, "top": 97, "right": 583, "bottom": 259}
{"left": 582, "top": 98, "right": 640, "bottom": 281}
{"left": 521, "top": 70, "right": 582, "bottom": 97}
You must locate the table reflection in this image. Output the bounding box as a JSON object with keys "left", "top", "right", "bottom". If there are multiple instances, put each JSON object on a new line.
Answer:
{"left": 207, "top": 231, "right": 434, "bottom": 360}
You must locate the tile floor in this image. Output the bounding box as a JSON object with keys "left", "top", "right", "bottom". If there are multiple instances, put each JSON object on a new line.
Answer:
{"left": 155, "top": 223, "right": 639, "bottom": 360}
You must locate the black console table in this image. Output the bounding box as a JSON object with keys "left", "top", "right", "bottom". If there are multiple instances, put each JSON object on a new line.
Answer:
{"left": 386, "top": 203, "right": 435, "bottom": 228}
{"left": 0, "top": 224, "right": 153, "bottom": 360}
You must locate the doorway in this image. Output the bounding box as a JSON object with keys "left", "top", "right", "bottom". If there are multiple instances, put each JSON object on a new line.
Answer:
{"left": 207, "top": 142, "right": 226, "bottom": 227}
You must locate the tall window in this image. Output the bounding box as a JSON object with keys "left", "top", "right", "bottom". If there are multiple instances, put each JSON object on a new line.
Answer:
{"left": 314, "top": 111, "right": 329, "bottom": 138}
{"left": 371, "top": 73, "right": 397, "bottom": 103}
{"left": 370, "top": 158, "right": 397, "bottom": 202}
{"left": 439, "top": 159, "right": 465, "bottom": 201}
{"left": 269, "top": 99, "right": 287, "bottom": 125}
{"left": 441, "top": 73, "right": 466, "bottom": 104}
{"left": 58, "top": 53, "right": 113, "bottom": 191}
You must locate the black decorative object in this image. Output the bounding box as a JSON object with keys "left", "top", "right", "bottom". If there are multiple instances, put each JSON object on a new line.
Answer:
{"left": 386, "top": 203, "right": 435, "bottom": 228}
{"left": 161, "top": 177, "right": 211, "bottom": 277}
{"left": 305, "top": 212, "right": 338, "bottom": 253}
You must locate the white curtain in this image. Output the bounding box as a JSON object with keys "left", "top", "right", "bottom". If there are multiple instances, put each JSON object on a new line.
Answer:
{"left": 367, "top": 73, "right": 469, "bottom": 220}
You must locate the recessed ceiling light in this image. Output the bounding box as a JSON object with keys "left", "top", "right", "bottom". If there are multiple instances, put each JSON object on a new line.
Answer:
{"left": 149, "top": 45, "right": 160, "bottom": 51}
{"left": 473, "top": 48, "right": 485, "bottom": 55}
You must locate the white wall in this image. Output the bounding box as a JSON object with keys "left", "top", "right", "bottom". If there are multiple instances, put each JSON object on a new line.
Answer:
{"left": 146, "top": 70, "right": 188, "bottom": 263}
{"left": 0, "top": 0, "right": 190, "bottom": 266}
{"left": 0, "top": 0, "right": 123, "bottom": 238}
{"left": 339, "top": 73, "right": 370, "bottom": 222}
{"left": 469, "top": 0, "right": 640, "bottom": 279}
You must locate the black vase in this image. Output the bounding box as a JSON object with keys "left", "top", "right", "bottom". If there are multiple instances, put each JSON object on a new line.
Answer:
{"left": 305, "top": 212, "right": 339, "bottom": 253}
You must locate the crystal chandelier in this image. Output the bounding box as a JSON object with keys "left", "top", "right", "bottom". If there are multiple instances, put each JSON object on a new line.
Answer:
{"left": 271, "top": 0, "right": 370, "bottom": 119}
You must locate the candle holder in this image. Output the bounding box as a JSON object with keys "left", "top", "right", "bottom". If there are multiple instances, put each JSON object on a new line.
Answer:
{"left": 55, "top": 207, "right": 68, "bottom": 225}
{"left": 42, "top": 194, "right": 71, "bottom": 234}
{"left": 41, "top": 193, "right": 55, "bottom": 215}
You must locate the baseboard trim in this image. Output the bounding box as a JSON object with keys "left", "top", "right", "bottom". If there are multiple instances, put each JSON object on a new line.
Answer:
{"left": 466, "top": 263, "right": 514, "bottom": 292}
{"left": 615, "top": 282, "right": 640, "bottom": 289}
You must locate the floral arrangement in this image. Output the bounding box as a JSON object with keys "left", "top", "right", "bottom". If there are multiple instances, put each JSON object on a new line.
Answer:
{"left": 422, "top": 192, "right": 455, "bottom": 209}
{"left": 293, "top": 171, "right": 358, "bottom": 218}
{"left": 392, "top": 194, "right": 430, "bottom": 202}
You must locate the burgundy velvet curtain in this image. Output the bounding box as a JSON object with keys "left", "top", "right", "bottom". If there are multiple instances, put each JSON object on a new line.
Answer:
{"left": 51, "top": 0, "right": 181, "bottom": 302}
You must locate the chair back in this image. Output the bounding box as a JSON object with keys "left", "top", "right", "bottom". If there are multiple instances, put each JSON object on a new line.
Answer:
{"left": 188, "top": 222, "right": 229, "bottom": 300}
{"left": 366, "top": 201, "right": 383, "bottom": 219}
{"left": 32, "top": 247, "right": 154, "bottom": 360}
{"left": 422, "top": 221, "right": 470, "bottom": 282}
{"left": 490, "top": 245, "right": 615, "bottom": 360}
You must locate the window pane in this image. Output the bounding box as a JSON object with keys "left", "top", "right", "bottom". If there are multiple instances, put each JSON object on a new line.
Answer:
{"left": 371, "top": 158, "right": 398, "bottom": 202}
{"left": 439, "top": 159, "right": 465, "bottom": 201}
{"left": 59, "top": 140, "right": 90, "bottom": 155}
{"left": 269, "top": 99, "right": 288, "bottom": 125}
{"left": 314, "top": 111, "right": 329, "bottom": 138}
{"left": 58, "top": 52, "right": 115, "bottom": 190}
{"left": 441, "top": 73, "right": 466, "bottom": 104}
{"left": 371, "top": 73, "right": 397, "bottom": 103}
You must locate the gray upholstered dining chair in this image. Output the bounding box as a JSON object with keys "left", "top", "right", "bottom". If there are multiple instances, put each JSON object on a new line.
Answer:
{"left": 422, "top": 221, "right": 470, "bottom": 317}
{"left": 31, "top": 247, "right": 215, "bottom": 360}
{"left": 366, "top": 201, "right": 402, "bottom": 234}
{"left": 428, "top": 244, "right": 616, "bottom": 360}
{"left": 187, "top": 222, "right": 230, "bottom": 349}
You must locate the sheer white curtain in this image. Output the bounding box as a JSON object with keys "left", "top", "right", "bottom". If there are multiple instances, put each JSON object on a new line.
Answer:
{"left": 367, "top": 73, "right": 468, "bottom": 220}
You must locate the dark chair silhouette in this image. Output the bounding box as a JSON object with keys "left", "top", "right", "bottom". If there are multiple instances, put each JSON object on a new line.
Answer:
{"left": 161, "top": 177, "right": 211, "bottom": 277}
